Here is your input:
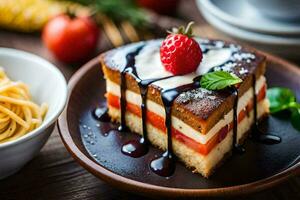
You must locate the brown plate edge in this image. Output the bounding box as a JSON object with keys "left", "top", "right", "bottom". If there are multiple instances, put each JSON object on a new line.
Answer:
{"left": 57, "top": 53, "right": 300, "bottom": 198}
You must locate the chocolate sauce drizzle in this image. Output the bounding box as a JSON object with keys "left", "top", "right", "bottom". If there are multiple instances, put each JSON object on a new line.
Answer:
{"left": 150, "top": 80, "right": 200, "bottom": 176}
{"left": 121, "top": 81, "right": 150, "bottom": 157}
{"left": 118, "top": 43, "right": 203, "bottom": 175}
{"left": 231, "top": 87, "right": 246, "bottom": 154}
{"left": 93, "top": 41, "right": 282, "bottom": 177}
{"left": 122, "top": 78, "right": 171, "bottom": 158}
{"left": 251, "top": 74, "right": 281, "bottom": 144}
{"left": 118, "top": 46, "right": 145, "bottom": 132}
{"left": 229, "top": 74, "right": 281, "bottom": 154}
{"left": 118, "top": 44, "right": 174, "bottom": 158}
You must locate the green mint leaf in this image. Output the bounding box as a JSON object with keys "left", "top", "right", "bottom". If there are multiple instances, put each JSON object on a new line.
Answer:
{"left": 267, "top": 87, "right": 296, "bottom": 113}
{"left": 288, "top": 102, "right": 300, "bottom": 109}
{"left": 291, "top": 108, "right": 300, "bottom": 132}
{"left": 200, "top": 71, "right": 242, "bottom": 90}
{"left": 267, "top": 87, "right": 300, "bottom": 132}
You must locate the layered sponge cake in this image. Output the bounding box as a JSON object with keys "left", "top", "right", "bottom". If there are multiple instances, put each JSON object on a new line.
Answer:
{"left": 100, "top": 38, "right": 269, "bottom": 178}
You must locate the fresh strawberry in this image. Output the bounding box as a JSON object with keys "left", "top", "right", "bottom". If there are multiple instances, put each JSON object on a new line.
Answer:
{"left": 160, "top": 22, "right": 203, "bottom": 75}
{"left": 137, "top": 0, "right": 179, "bottom": 15}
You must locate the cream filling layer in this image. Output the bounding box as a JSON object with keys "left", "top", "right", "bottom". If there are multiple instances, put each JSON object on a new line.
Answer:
{"left": 106, "top": 76, "right": 266, "bottom": 145}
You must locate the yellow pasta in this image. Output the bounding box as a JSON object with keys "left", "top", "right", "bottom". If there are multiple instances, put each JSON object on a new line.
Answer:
{"left": 0, "top": 68, "right": 48, "bottom": 144}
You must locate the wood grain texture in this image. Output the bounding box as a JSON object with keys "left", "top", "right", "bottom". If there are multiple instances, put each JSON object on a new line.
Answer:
{"left": 0, "top": 1, "right": 299, "bottom": 199}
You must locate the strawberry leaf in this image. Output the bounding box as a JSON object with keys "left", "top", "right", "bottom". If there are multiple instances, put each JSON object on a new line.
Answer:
{"left": 200, "top": 71, "right": 242, "bottom": 90}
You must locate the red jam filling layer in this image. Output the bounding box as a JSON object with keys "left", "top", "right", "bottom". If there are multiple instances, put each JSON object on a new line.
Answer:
{"left": 107, "top": 84, "right": 266, "bottom": 155}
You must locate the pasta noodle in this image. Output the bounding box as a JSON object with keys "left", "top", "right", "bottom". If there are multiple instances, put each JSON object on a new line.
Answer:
{"left": 0, "top": 68, "right": 48, "bottom": 144}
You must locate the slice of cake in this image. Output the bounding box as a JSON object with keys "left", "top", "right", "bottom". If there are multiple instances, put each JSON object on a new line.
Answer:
{"left": 100, "top": 24, "right": 269, "bottom": 178}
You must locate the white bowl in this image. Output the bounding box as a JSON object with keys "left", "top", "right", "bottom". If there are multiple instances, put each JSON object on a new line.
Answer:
{"left": 246, "top": 0, "right": 300, "bottom": 21}
{"left": 197, "top": 0, "right": 300, "bottom": 35}
{"left": 197, "top": 2, "right": 300, "bottom": 59}
{"left": 0, "top": 48, "right": 68, "bottom": 179}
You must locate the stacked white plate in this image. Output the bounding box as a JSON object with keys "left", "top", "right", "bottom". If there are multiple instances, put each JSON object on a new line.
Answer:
{"left": 196, "top": 0, "right": 300, "bottom": 59}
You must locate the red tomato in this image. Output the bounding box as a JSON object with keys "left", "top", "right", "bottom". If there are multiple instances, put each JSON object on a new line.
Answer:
{"left": 42, "top": 15, "right": 99, "bottom": 63}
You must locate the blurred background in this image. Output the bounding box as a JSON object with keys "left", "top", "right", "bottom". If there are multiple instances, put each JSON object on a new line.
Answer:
{"left": 1, "top": 0, "right": 300, "bottom": 74}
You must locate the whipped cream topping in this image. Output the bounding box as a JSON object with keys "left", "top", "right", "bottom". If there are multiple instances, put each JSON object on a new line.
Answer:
{"left": 108, "top": 42, "right": 144, "bottom": 71}
{"left": 197, "top": 48, "right": 232, "bottom": 74}
{"left": 134, "top": 40, "right": 172, "bottom": 80}
{"left": 134, "top": 40, "right": 235, "bottom": 89}
{"left": 109, "top": 38, "right": 256, "bottom": 91}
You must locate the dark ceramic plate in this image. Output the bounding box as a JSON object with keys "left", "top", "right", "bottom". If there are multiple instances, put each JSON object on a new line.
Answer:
{"left": 58, "top": 52, "right": 300, "bottom": 197}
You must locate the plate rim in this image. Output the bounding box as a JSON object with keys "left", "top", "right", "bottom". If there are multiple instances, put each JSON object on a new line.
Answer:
{"left": 197, "top": 0, "right": 300, "bottom": 35}
{"left": 58, "top": 52, "right": 300, "bottom": 197}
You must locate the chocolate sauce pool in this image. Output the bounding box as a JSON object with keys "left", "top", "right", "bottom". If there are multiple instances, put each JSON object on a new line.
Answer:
{"left": 121, "top": 138, "right": 148, "bottom": 158}
{"left": 93, "top": 107, "right": 110, "bottom": 122}
{"left": 92, "top": 43, "right": 281, "bottom": 177}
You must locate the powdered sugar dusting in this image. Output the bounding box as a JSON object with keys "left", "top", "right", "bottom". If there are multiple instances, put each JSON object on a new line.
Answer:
{"left": 229, "top": 44, "right": 241, "bottom": 51}
{"left": 178, "top": 88, "right": 216, "bottom": 104}
{"left": 214, "top": 62, "right": 237, "bottom": 72}
{"left": 231, "top": 52, "right": 255, "bottom": 61}
{"left": 239, "top": 67, "right": 249, "bottom": 75}
{"left": 213, "top": 51, "right": 256, "bottom": 75}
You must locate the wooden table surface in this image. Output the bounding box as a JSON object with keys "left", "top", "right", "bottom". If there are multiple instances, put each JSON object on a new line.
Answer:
{"left": 0, "top": 1, "right": 299, "bottom": 200}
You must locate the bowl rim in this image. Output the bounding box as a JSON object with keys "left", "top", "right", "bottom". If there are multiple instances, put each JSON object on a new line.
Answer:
{"left": 58, "top": 51, "right": 300, "bottom": 197}
{"left": 0, "top": 47, "right": 68, "bottom": 149}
